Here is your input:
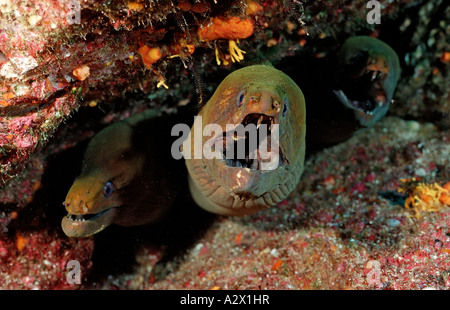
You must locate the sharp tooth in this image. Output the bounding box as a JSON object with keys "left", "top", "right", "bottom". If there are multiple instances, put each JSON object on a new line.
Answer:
{"left": 75, "top": 215, "right": 85, "bottom": 222}
{"left": 371, "top": 71, "right": 377, "bottom": 81}
{"left": 257, "top": 116, "right": 263, "bottom": 129}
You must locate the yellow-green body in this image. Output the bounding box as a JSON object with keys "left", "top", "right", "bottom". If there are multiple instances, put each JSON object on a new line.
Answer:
{"left": 184, "top": 64, "right": 306, "bottom": 216}
{"left": 62, "top": 110, "right": 184, "bottom": 237}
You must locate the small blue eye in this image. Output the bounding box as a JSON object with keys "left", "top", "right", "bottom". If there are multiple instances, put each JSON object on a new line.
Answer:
{"left": 103, "top": 181, "right": 114, "bottom": 197}
{"left": 282, "top": 98, "right": 289, "bottom": 117}
{"left": 237, "top": 90, "right": 245, "bottom": 107}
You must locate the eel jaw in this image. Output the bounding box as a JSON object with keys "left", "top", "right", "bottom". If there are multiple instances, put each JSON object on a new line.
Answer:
{"left": 334, "top": 69, "right": 390, "bottom": 127}
{"left": 212, "top": 113, "right": 286, "bottom": 200}
{"left": 61, "top": 208, "right": 118, "bottom": 238}
{"left": 220, "top": 113, "right": 285, "bottom": 171}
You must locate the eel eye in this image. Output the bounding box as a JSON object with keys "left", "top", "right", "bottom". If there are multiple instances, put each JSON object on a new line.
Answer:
{"left": 103, "top": 181, "right": 114, "bottom": 197}
{"left": 282, "top": 98, "right": 289, "bottom": 117}
{"left": 237, "top": 90, "right": 246, "bottom": 107}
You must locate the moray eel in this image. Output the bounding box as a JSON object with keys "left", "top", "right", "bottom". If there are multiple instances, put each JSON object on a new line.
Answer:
{"left": 275, "top": 36, "right": 400, "bottom": 150}
{"left": 62, "top": 110, "right": 184, "bottom": 238}
{"left": 183, "top": 64, "right": 306, "bottom": 216}
{"left": 333, "top": 36, "right": 401, "bottom": 127}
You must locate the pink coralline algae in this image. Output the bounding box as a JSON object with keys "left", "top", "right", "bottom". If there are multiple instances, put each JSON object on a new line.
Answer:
{"left": 0, "top": 226, "right": 94, "bottom": 289}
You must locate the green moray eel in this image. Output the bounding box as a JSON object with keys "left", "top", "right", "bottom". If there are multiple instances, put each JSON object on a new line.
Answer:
{"left": 62, "top": 110, "right": 184, "bottom": 238}
{"left": 334, "top": 36, "right": 401, "bottom": 127}
{"left": 184, "top": 64, "right": 306, "bottom": 216}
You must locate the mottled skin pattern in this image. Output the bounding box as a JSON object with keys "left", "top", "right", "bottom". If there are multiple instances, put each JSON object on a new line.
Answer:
{"left": 334, "top": 36, "right": 401, "bottom": 127}
{"left": 62, "top": 110, "right": 184, "bottom": 237}
{"left": 184, "top": 64, "right": 306, "bottom": 216}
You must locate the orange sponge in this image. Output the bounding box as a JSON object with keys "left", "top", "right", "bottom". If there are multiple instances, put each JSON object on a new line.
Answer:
{"left": 198, "top": 16, "right": 254, "bottom": 41}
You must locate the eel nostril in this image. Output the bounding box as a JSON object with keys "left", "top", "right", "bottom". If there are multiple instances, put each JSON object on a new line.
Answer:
{"left": 249, "top": 96, "right": 259, "bottom": 105}
{"left": 82, "top": 204, "right": 89, "bottom": 213}
{"left": 272, "top": 99, "right": 281, "bottom": 111}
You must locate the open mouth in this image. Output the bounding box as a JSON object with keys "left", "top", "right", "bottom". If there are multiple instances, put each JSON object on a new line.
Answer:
{"left": 65, "top": 208, "right": 114, "bottom": 222}
{"left": 335, "top": 69, "right": 388, "bottom": 115}
{"left": 220, "top": 113, "right": 285, "bottom": 170}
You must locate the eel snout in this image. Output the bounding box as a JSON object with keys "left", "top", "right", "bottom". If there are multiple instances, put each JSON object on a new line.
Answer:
{"left": 243, "top": 89, "right": 284, "bottom": 117}
{"left": 61, "top": 176, "right": 118, "bottom": 238}
{"left": 63, "top": 175, "right": 105, "bottom": 214}
{"left": 63, "top": 194, "right": 93, "bottom": 215}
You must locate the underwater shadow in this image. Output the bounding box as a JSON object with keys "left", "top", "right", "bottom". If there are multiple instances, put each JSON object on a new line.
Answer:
{"left": 86, "top": 185, "right": 217, "bottom": 283}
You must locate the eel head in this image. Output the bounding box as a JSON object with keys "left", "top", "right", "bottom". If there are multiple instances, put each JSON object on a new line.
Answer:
{"left": 185, "top": 65, "right": 306, "bottom": 216}
{"left": 334, "top": 36, "right": 400, "bottom": 127}
{"left": 62, "top": 122, "right": 144, "bottom": 237}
